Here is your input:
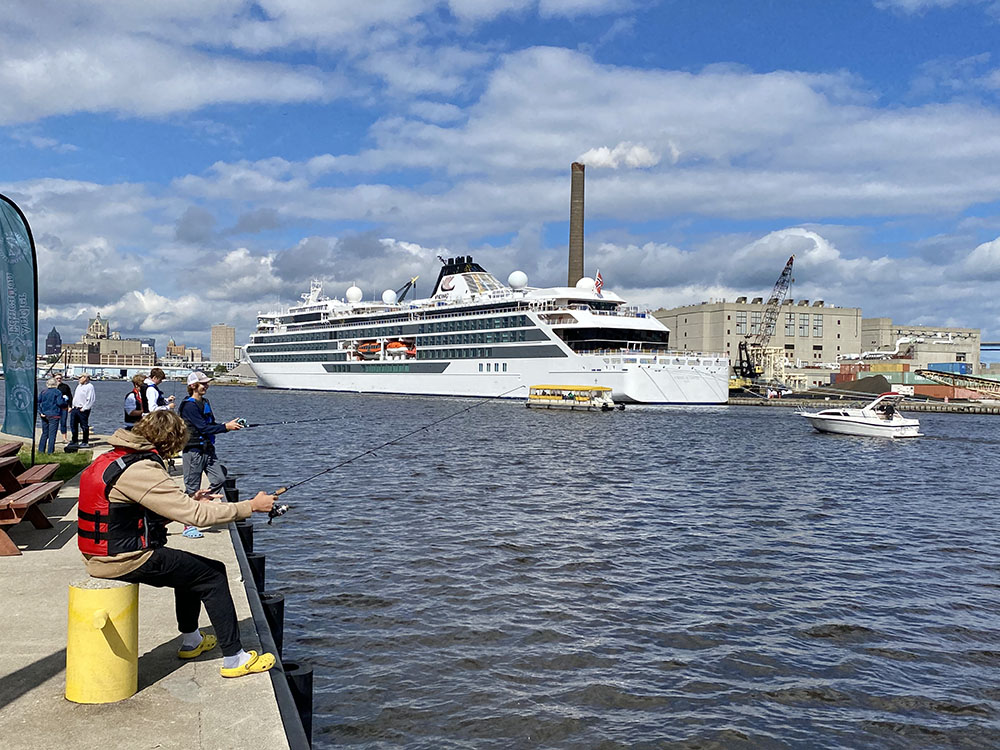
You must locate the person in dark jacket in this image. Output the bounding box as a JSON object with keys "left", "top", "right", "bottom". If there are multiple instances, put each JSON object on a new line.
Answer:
{"left": 54, "top": 373, "right": 73, "bottom": 443}
{"left": 177, "top": 371, "right": 244, "bottom": 538}
{"left": 37, "top": 377, "right": 67, "bottom": 453}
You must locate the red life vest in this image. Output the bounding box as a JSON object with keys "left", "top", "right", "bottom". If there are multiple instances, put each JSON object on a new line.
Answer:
{"left": 77, "top": 447, "right": 169, "bottom": 556}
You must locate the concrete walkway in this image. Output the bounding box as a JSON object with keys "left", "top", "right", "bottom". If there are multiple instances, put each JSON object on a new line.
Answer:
{"left": 0, "top": 437, "right": 289, "bottom": 750}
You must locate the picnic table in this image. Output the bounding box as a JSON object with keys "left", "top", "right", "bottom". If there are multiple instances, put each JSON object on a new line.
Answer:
{"left": 0, "top": 451, "right": 64, "bottom": 556}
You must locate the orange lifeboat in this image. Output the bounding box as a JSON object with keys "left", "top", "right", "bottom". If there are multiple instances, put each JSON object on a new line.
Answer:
{"left": 357, "top": 342, "right": 381, "bottom": 358}
{"left": 386, "top": 341, "right": 407, "bottom": 350}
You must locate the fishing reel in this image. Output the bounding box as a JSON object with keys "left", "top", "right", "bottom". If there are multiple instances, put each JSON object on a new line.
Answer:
{"left": 267, "top": 486, "right": 290, "bottom": 524}
{"left": 235, "top": 417, "right": 250, "bottom": 428}
{"left": 267, "top": 504, "right": 290, "bottom": 525}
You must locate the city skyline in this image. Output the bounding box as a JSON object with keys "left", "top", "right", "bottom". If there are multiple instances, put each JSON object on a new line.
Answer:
{"left": 3, "top": 1, "right": 1000, "bottom": 353}
{"left": 43, "top": 320, "right": 238, "bottom": 360}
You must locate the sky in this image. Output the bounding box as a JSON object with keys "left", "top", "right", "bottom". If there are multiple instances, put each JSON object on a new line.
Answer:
{"left": 4, "top": 0, "right": 1000, "bottom": 355}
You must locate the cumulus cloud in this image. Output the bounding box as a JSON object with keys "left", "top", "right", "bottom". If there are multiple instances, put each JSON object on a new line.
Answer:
{"left": 578, "top": 142, "right": 661, "bottom": 169}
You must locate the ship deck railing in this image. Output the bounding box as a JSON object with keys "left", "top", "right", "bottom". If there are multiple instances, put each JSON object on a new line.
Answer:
{"left": 259, "top": 300, "right": 661, "bottom": 335}
{"left": 576, "top": 348, "right": 728, "bottom": 360}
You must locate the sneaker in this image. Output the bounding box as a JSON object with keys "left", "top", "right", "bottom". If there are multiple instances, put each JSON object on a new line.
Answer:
{"left": 79, "top": 443, "right": 90, "bottom": 448}
{"left": 182, "top": 526, "right": 204, "bottom": 539}
{"left": 220, "top": 650, "right": 276, "bottom": 678}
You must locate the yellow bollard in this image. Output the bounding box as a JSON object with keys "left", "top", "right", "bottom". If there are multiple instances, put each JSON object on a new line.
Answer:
{"left": 65, "top": 578, "right": 139, "bottom": 703}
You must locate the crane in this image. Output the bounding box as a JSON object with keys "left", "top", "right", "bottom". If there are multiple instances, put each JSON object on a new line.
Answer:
{"left": 394, "top": 276, "right": 419, "bottom": 303}
{"left": 734, "top": 255, "right": 795, "bottom": 380}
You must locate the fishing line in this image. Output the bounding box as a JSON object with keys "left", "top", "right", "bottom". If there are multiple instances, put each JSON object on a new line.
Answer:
{"left": 237, "top": 416, "right": 331, "bottom": 428}
{"left": 265, "top": 384, "right": 527, "bottom": 522}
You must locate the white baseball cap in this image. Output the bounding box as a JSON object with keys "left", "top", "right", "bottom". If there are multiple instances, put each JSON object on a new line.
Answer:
{"left": 186, "top": 371, "right": 213, "bottom": 386}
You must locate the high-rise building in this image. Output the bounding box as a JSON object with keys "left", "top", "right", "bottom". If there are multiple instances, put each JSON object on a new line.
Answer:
{"left": 45, "top": 327, "right": 62, "bottom": 355}
{"left": 166, "top": 338, "right": 186, "bottom": 357}
{"left": 211, "top": 324, "right": 236, "bottom": 364}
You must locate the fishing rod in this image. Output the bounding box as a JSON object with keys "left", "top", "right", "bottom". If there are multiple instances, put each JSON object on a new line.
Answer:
{"left": 264, "top": 384, "right": 527, "bottom": 523}
{"left": 234, "top": 416, "right": 331, "bottom": 428}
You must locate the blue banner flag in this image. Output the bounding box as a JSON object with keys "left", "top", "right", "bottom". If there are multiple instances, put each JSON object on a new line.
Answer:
{"left": 0, "top": 195, "right": 38, "bottom": 439}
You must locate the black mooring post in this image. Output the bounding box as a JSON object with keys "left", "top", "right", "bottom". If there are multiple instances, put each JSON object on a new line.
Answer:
{"left": 223, "top": 476, "right": 239, "bottom": 503}
{"left": 284, "top": 661, "right": 314, "bottom": 746}
{"left": 235, "top": 520, "right": 254, "bottom": 554}
{"left": 247, "top": 552, "right": 265, "bottom": 593}
{"left": 261, "top": 592, "right": 285, "bottom": 657}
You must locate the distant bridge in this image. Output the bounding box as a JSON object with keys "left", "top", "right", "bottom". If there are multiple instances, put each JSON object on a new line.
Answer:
{"left": 983, "top": 342, "right": 1000, "bottom": 352}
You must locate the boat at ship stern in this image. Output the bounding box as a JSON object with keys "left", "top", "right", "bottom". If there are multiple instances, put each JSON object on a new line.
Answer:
{"left": 245, "top": 257, "right": 730, "bottom": 404}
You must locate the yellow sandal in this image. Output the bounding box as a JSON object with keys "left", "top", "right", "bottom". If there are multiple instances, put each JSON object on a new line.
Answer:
{"left": 178, "top": 632, "right": 218, "bottom": 659}
{"left": 220, "top": 650, "right": 276, "bottom": 678}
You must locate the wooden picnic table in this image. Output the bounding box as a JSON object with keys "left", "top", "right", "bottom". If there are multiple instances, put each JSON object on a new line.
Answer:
{"left": 0, "top": 451, "right": 65, "bottom": 556}
{"left": 0, "top": 442, "right": 22, "bottom": 459}
{"left": 0, "top": 456, "right": 25, "bottom": 494}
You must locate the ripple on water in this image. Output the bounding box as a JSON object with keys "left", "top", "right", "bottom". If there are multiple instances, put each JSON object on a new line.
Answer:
{"left": 122, "top": 386, "right": 1000, "bottom": 750}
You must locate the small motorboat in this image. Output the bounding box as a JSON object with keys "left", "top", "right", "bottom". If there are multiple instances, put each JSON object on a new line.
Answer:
{"left": 798, "top": 392, "right": 921, "bottom": 438}
{"left": 526, "top": 385, "right": 624, "bottom": 412}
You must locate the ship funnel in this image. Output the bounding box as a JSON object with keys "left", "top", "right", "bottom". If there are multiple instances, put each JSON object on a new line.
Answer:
{"left": 567, "top": 162, "right": 585, "bottom": 286}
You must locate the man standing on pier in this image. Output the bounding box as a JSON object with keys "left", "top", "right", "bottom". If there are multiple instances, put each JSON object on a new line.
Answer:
{"left": 69, "top": 374, "right": 95, "bottom": 447}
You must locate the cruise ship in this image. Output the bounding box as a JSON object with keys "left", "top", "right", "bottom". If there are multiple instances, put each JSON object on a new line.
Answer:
{"left": 245, "top": 256, "right": 729, "bottom": 404}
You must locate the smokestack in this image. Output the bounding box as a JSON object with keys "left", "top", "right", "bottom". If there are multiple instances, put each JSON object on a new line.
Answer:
{"left": 567, "top": 162, "right": 585, "bottom": 286}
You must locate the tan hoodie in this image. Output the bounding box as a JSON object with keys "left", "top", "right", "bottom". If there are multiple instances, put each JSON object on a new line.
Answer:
{"left": 82, "top": 428, "right": 253, "bottom": 578}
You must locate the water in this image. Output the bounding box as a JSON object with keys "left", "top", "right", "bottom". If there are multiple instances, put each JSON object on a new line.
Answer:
{"left": 19, "top": 381, "right": 1000, "bottom": 748}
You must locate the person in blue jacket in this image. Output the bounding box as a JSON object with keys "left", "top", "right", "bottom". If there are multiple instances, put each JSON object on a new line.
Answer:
{"left": 177, "top": 371, "right": 244, "bottom": 538}
{"left": 37, "top": 377, "right": 67, "bottom": 453}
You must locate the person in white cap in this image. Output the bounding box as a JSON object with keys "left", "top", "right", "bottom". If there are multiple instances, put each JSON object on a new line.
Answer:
{"left": 176, "top": 371, "right": 244, "bottom": 539}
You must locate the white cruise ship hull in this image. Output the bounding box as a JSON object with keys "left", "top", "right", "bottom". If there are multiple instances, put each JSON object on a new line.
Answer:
{"left": 250, "top": 353, "right": 729, "bottom": 404}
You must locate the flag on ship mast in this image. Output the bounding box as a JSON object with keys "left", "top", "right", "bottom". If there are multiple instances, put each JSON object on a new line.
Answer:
{"left": 595, "top": 269, "right": 603, "bottom": 297}
{"left": 0, "top": 194, "right": 38, "bottom": 440}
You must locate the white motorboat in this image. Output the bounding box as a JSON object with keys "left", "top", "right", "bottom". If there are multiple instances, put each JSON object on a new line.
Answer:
{"left": 798, "top": 392, "right": 922, "bottom": 438}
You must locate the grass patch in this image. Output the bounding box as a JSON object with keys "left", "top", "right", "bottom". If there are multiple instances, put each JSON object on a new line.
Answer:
{"left": 18, "top": 446, "right": 93, "bottom": 481}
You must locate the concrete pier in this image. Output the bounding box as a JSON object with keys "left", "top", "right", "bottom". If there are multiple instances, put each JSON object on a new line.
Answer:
{"left": 0, "top": 442, "right": 290, "bottom": 750}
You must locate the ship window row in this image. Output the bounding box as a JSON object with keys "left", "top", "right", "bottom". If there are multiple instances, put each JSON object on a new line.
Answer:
{"left": 247, "top": 341, "right": 344, "bottom": 353}
{"left": 417, "top": 314, "right": 530, "bottom": 333}
{"left": 416, "top": 330, "right": 530, "bottom": 346}
{"left": 249, "top": 314, "right": 533, "bottom": 346}
{"left": 277, "top": 312, "right": 324, "bottom": 325}
{"left": 326, "top": 364, "right": 412, "bottom": 373}
{"left": 249, "top": 353, "right": 348, "bottom": 363}
{"left": 417, "top": 348, "right": 494, "bottom": 360}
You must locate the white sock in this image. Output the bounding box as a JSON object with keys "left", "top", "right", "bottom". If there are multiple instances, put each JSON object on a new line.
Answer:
{"left": 181, "top": 630, "right": 202, "bottom": 650}
{"left": 223, "top": 649, "right": 252, "bottom": 669}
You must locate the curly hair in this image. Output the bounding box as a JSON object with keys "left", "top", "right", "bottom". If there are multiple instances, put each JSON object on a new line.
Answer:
{"left": 131, "top": 410, "right": 189, "bottom": 456}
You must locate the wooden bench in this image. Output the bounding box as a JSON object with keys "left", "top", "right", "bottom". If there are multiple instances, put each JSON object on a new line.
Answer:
{"left": 0, "top": 442, "right": 23, "bottom": 459}
{"left": 0, "top": 455, "right": 25, "bottom": 494}
{"left": 17, "top": 463, "right": 60, "bottom": 485}
{"left": 0, "top": 481, "right": 62, "bottom": 556}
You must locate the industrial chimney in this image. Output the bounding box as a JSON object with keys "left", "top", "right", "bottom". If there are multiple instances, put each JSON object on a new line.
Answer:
{"left": 567, "top": 162, "right": 585, "bottom": 286}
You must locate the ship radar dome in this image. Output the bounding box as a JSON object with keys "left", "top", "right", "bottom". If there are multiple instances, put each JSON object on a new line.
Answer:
{"left": 346, "top": 285, "right": 363, "bottom": 303}
{"left": 508, "top": 270, "right": 528, "bottom": 289}
{"left": 381, "top": 289, "right": 398, "bottom": 304}
{"left": 575, "top": 276, "right": 596, "bottom": 291}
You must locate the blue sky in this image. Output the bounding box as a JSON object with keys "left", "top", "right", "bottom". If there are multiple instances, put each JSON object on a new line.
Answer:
{"left": 3, "top": 0, "right": 1000, "bottom": 353}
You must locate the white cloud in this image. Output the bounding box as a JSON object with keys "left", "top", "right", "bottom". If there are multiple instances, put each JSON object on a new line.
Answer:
{"left": 578, "top": 142, "right": 660, "bottom": 169}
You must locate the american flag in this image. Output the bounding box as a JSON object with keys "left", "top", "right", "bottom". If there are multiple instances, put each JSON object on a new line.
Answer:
{"left": 595, "top": 269, "right": 603, "bottom": 296}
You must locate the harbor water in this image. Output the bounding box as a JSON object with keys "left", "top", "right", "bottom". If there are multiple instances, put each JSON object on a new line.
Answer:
{"left": 30, "top": 381, "right": 1000, "bottom": 748}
